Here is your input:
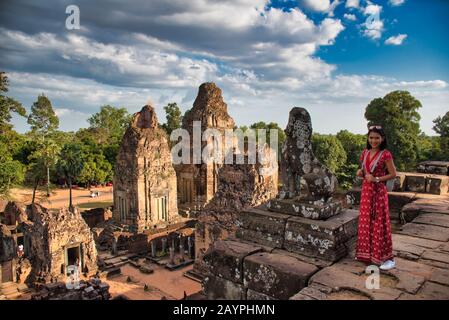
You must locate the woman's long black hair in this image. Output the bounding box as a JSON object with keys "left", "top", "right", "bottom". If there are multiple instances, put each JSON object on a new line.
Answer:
{"left": 366, "top": 126, "right": 388, "bottom": 150}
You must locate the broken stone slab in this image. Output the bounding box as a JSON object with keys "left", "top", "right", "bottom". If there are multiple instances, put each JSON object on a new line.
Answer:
{"left": 271, "top": 248, "right": 333, "bottom": 269}
{"left": 410, "top": 282, "right": 449, "bottom": 300}
{"left": 430, "top": 268, "right": 449, "bottom": 287}
{"left": 266, "top": 198, "right": 342, "bottom": 220}
{"left": 284, "top": 209, "right": 358, "bottom": 262}
{"left": 393, "top": 233, "right": 443, "bottom": 250}
{"left": 236, "top": 208, "right": 289, "bottom": 248}
{"left": 289, "top": 292, "right": 316, "bottom": 300}
{"left": 421, "top": 250, "right": 449, "bottom": 265}
{"left": 388, "top": 192, "right": 416, "bottom": 211}
{"left": 139, "top": 265, "right": 154, "bottom": 274}
{"left": 309, "top": 265, "right": 403, "bottom": 300}
{"left": 246, "top": 289, "right": 277, "bottom": 300}
{"left": 203, "top": 274, "right": 246, "bottom": 300}
{"left": 397, "top": 223, "right": 449, "bottom": 242}
{"left": 417, "top": 161, "right": 449, "bottom": 176}
{"left": 243, "top": 252, "right": 318, "bottom": 300}
{"left": 292, "top": 284, "right": 330, "bottom": 300}
{"left": 202, "top": 240, "right": 262, "bottom": 283}
{"left": 393, "top": 257, "right": 437, "bottom": 280}
{"left": 413, "top": 213, "right": 449, "bottom": 228}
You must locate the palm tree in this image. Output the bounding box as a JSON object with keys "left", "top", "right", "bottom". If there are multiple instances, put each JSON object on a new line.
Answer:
{"left": 57, "top": 143, "right": 83, "bottom": 211}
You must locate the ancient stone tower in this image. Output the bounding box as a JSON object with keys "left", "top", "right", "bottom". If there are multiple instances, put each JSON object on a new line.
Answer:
{"left": 113, "top": 104, "right": 180, "bottom": 232}
{"left": 175, "top": 82, "right": 235, "bottom": 209}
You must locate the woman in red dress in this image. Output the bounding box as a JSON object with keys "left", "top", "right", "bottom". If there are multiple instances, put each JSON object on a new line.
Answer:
{"left": 356, "top": 126, "right": 397, "bottom": 270}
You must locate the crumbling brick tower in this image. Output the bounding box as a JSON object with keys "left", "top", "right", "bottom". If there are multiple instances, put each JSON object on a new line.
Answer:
{"left": 113, "top": 104, "right": 180, "bottom": 233}
{"left": 175, "top": 83, "right": 235, "bottom": 209}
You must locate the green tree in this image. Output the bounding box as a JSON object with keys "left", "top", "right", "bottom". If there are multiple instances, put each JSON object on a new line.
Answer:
{"left": 249, "top": 122, "right": 286, "bottom": 147}
{"left": 336, "top": 130, "right": 366, "bottom": 165}
{"left": 77, "top": 153, "right": 112, "bottom": 188}
{"left": 433, "top": 111, "right": 449, "bottom": 160}
{"left": 0, "top": 72, "right": 26, "bottom": 134}
{"left": 312, "top": 134, "right": 347, "bottom": 173}
{"left": 28, "top": 139, "right": 60, "bottom": 198}
{"left": 433, "top": 111, "right": 449, "bottom": 137}
{"left": 57, "top": 143, "right": 83, "bottom": 210}
{"left": 87, "top": 105, "right": 131, "bottom": 144}
{"left": 312, "top": 134, "right": 349, "bottom": 188}
{"left": 336, "top": 130, "right": 366, "bottom": 189}
{"left": 0, "top": 141, "right": 24, "bottom": 197}
{"left": 161, "top": 102, "right": 182, "bottom": 136}
{"left": 27, "top": 94, "right": 60, "bottom": 196}
{"left": 28, "top": 94, "right": 59, "bottom": 134}
{"left": 365, "top": 91, "right": 422, "bottom": 171}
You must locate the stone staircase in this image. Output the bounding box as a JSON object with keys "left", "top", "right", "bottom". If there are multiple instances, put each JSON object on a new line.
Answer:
{"left": 0, "top": 281, "right": 21, "bottom": 300}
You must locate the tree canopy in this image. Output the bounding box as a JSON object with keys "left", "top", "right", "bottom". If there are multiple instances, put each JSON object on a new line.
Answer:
{"left": 365, "top": 91, "right": 422, "bottom": 171}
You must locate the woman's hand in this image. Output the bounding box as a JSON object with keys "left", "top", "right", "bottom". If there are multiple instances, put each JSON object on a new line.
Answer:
{"left": 365, "top": 174, "right": 375, "bottom": 182}
{"left": 356, "top": 169, "right": 364, "bottom": 178}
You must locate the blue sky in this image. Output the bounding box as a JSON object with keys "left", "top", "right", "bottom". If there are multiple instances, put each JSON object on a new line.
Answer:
{"left": 0, "top": 0, "right": 448, "bottom": 135}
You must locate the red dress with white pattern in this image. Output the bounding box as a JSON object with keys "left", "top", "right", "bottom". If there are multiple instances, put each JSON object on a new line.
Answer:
{"left": 355, "top": 148, "right": 394, "bottom": 265}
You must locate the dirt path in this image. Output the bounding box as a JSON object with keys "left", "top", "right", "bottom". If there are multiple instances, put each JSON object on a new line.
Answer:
{"left": 8, "top": 186, "right": 113, "bottom": 210}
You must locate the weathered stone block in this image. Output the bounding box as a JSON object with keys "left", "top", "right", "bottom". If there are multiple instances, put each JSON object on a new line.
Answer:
{"left": 267, "top": 199, "right": 342, "bottom": 220}
{"left": 203, "top": 274, "right": 246, "bottom": 300}
{"left": 243, "top": 252, "right": 318, "bottom": 300}
{"left": 388, "top": 192, "right": 416, "bottom": 212}
{"left": 417, "top": 161, "right": 449, "bottom": 176}
{"left": 236, "top": 209, "right": 289, "bottom": 248}
{"left": 404, "top": 175, "right": 426, "bottom": 193}
{"left": 284, "top": 209, "right": 359, "bottom": 262}
{"left": 203, "top": 240, "right": 262, "bottom": 283}
{"left": 425, "top": 175, "right": 449, "bottom": 195}
{"left": 392, "top": 172, "right": 407, "bottom": 191}
{"left": 246, "top": 289, "right": 277, "bottom": 300}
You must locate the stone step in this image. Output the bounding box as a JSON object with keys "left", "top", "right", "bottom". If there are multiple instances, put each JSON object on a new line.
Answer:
{"left": 236, "top": 208, "right": 290, "bottom": 248}
{"left": 266, "top": 198, "right": 342, "bottom": 220}
{"left": 284, "top": 209, "right": 359, "bottom": 262}
{"left": 243, "top": 252, "right": 319, "bottom": 300}
{"left": 0, "top": 281, "right": 16, "bottom": 290}
{"left": 1, "top": 285, "right": 19, "bottom": 295}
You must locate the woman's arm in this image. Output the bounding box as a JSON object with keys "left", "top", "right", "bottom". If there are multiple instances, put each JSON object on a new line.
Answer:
{"left": 380, "top": 159, "right": 397, "bottom": 182}
{"left": 365, "top": 159, "right": 397, "bottom": 182}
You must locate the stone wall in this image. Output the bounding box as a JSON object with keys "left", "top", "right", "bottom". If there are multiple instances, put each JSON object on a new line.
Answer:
{"left": 81, "top": 207, "right": 112, "bottom": 228}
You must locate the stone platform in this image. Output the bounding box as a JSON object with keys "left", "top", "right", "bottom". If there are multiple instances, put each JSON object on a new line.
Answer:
{"left": 236, "top": 206, "right": 358, "bottom": 262}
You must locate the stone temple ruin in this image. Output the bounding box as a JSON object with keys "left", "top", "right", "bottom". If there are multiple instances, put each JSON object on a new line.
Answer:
{"left": 113, "top": 104, "right": 181, "bottom": 232}
{"left": 192, "top": 149, "right": 279, "bottom": 278}
{"left": 201, "top": 107, "right": 359, "bottom": 299}
{"left": 1, "top": 202, "right": 99, "bottom": 299}
{"left": 175, "top": 83, "right": 236, "bottom": 210}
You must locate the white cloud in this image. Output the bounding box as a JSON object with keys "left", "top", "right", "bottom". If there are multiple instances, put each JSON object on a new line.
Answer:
{"left": 345, "top": 0, "right": 360, "bottom": 8}
{"left": 344, "top": 13, "right": 357, "bottom": 21}
{"left": 301, "top": 0, "right": 331, "bottom": 12}
{"left": 385, "top": 34, "right": 408, "bottom": 45}
{"left": 389, "top": 0, "right": 406, "bottom": 6}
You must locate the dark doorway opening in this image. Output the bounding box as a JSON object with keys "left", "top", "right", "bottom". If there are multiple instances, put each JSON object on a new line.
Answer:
{"left": 67, "top": 246, "right": 80, "bottom": 266}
